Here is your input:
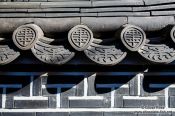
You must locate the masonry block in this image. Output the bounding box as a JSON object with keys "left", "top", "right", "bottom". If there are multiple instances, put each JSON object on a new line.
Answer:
{"left": 70, "top": 112, "right": 103, "bottom": 116}
{"left": 37, "top": 112, "right": 69, "bottom": 116}
{"left": 14, "top": 100, "right": 48, "bottom": 109}
{"left": 104, "top": 112, "right": 137, "bottom": 116}
{"left": 69, "top": 99, "right": 105, "bottom": 108}
{"left": 123, "top": 96, "right": 165, "bottom": 108}
{"left": 2, "top": 113, "right": 35, "bottom": 116}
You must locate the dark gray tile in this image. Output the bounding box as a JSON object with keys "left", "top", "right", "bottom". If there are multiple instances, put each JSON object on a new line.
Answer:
{"left": 69, "top": 99, "right": 104, "bottom": 108}
{"left": 104, "top": 112, "right": 137, "bottom": 116}
{"left": 70, "top": 112, "right": 102, "bottom": 116}
{"left": 14, "top": 100, "right": 48, "bottom": 109}
{"left": 2, "top": 113, "right": 35, "bottom": 116}
{"left": 37, "top": 112, "right": 68, "bottom": 116}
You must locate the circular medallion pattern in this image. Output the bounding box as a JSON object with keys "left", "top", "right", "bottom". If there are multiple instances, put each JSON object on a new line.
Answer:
{"left": 13, "top": 24, "right": 44, "bottom": 50}
{"left": 170, "top": 26, "right": 175, "bottom": 43}
{"left": 68, "top": 25, "right": 93, "bottom": 51}
{"left": 121, "top": 25, "right": 146, "bottom": 51}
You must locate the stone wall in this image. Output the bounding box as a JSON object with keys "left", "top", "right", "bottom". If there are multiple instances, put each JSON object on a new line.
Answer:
{"left": 0, "top": 66, "right": 175, "bottom": 116}
{"left": 1, "top": 0, "right": 175, "bottom": 115}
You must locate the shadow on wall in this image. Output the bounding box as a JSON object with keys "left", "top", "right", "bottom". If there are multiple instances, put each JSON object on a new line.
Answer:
{"left": 143, "top": 75, "right": 175, "bottom": 93}
{"left": 0, "top": 67, "right": 174, "bottom": 96}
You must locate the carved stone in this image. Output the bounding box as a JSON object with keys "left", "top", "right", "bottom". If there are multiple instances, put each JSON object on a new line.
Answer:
{"left": 138, "top": 44, "right": 175, "bottom": 64}
{"left": 120, "top": 24, "right": 146, "bottom": 51}
{"left": 31, "top": 40, "right": 75, "bottom": 65}
{"left": 68, "top": 25, "right": 94, "bottom": 51}
{"left": 2, "top": 22, "right": 175, "bottom": 65}
{"left": 170, "top": 25, "right": 175, "bottom": 43}
{"left": 0, "top": 45, "right": 20, "bottom": 65}
{"left": 84, "top": 43, "right": 127, "bottom": 65}
{"left": 12, "top": 24, "right": 44, "bottom": 50}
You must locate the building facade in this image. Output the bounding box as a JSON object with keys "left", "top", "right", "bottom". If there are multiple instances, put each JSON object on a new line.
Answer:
{"left": 0, "top": 0, "right": 175, "bottom": 115}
